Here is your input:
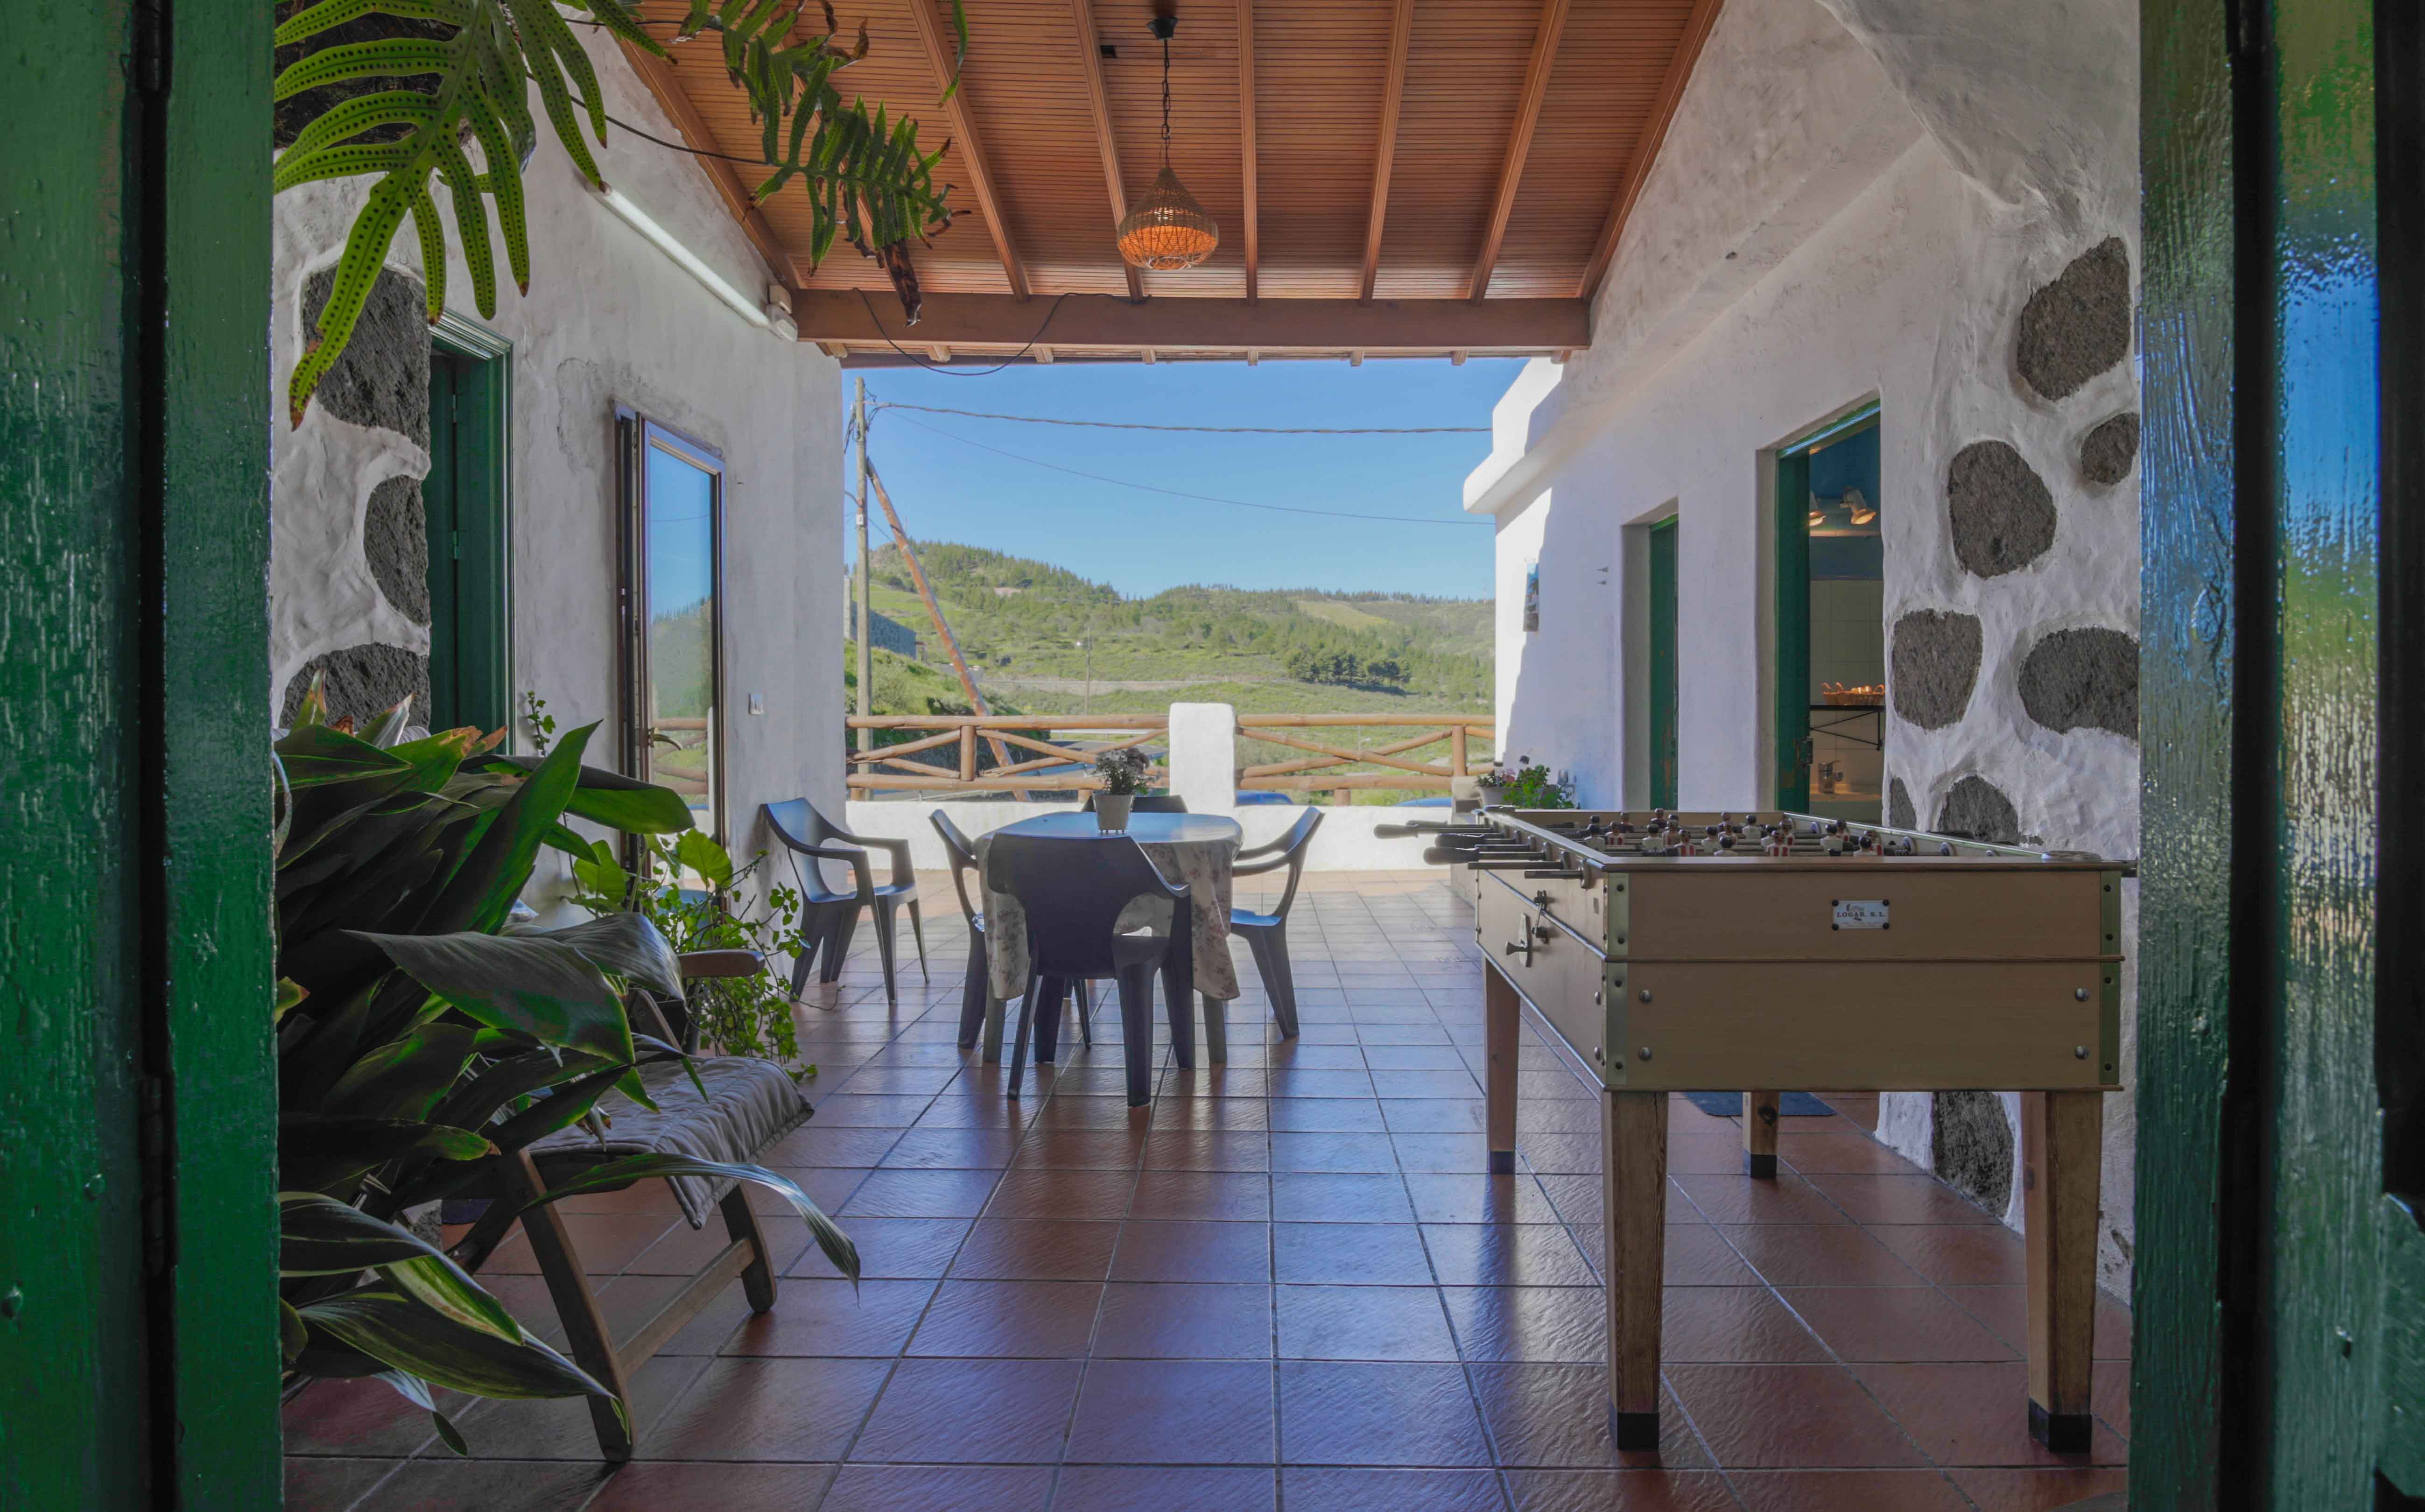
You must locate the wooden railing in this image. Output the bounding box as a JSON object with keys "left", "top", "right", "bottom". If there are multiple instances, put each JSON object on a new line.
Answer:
{"left": 843, "top": 711, "right": 1496, "bottom": 797}
{"left": 845, "top": 715, "right": 1168, "bottom": 794}
{"left": 1237, "top": 714, "right": 1495, "bottom": 793}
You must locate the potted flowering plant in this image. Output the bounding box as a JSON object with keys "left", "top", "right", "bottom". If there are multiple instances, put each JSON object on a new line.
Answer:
{"left": 1480, "top": 755, "right": 1579, "bottom": 809}
{"left": 1093, "top": 745, "right": 1152, "bottom": 831}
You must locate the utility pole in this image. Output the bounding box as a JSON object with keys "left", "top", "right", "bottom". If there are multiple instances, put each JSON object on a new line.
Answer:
{"left": 853, "top": 377, "right": 872, "bottom": 754}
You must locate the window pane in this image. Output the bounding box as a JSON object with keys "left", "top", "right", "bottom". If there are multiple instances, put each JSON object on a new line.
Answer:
{"left": 645, "top": 441, "right": 718, "bottom": 841}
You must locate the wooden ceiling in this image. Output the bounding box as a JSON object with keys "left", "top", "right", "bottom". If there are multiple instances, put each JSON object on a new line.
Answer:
{"left": 621, "top": 0, "right": 1721, "bottom": 360}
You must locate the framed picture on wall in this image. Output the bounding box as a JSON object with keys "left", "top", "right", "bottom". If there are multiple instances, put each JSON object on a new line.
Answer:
{"left": 1523, "top": 563, "right": 1541, "bottom": 632}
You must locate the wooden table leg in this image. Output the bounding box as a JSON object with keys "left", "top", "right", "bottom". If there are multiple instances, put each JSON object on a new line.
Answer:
{"left": 1485, "top": 961, "right": 1519, "bottom": 1174}
{"left": 2023, "top": 1089, "right": 2102, "bottom": 1451}
{"left": 1603, "top": 1089, "right": 1668, "bottom": 1450}
{"left": 1199, "top": 993, "right": 1228, "bottom": 1063}
{"left": 1743, "top": 1090, "right": 1780, "bottom": 1179}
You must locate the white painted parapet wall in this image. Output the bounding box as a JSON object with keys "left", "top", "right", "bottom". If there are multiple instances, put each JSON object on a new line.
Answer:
{"left": 842, "top": 703, "right": 1450, "bottom": 871}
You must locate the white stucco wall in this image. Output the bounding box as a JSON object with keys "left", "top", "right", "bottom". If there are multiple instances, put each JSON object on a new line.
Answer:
{"left": 270, "top": 28, "right": 847, "bottom": 908}
{"left": 1470, "top": 0, "right": 2142, "bottom": 1288}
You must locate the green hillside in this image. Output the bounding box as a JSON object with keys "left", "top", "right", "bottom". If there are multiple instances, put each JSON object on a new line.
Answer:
{"left": 843, "top": 640, "right": 1016, "bottom": 719}
{"left": 856, "top": 541, "right": 1493, "bottom": 712}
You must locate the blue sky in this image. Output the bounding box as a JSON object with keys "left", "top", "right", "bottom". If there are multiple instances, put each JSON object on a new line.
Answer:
{"left": 842, "top": 357, "right": 1526, "bottom": 600}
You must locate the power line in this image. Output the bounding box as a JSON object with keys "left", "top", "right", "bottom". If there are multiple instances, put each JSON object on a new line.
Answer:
{"left": 879, "top": 412, "right": 1487, "bottom": 526}
{"left": 871, "top": 401, "right": 1488, "bottom": 435}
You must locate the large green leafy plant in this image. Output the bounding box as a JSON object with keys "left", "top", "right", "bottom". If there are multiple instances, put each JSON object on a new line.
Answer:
{"left": 526, "top": 694, "right": 811, "bottom": 1066}
{"left": 273, "top": 0, "right": 964, "bottom": 422}
{"left": 273, "top": 685, "right": 854, "bottom": 1449}
{"left": 565, "top": 830, "right": 812, "bottom": 1066}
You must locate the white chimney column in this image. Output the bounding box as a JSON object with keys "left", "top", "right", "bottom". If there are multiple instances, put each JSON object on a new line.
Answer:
{"left": 1166, "top": 703, "right": 1238, "bottom": 815}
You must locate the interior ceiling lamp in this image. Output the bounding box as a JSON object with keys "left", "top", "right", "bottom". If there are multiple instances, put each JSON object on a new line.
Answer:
{"left": 1116, "top": 12, "right": 1220, "bottom": 271}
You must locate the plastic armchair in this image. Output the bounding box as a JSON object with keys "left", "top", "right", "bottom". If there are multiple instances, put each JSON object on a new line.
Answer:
{"left": 1230, "top": 807, "right": 1324, "bottom": 1038}
{"left": 761, "top": 799, "right": 926, "bottom": 1006}
{"left": 984, "top": 831, "right": 1189, "bottom": 1105}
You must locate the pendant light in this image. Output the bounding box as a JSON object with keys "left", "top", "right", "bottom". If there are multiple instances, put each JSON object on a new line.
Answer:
{"left": 1115, "top": 12, "right": 1220, "bottom": 271}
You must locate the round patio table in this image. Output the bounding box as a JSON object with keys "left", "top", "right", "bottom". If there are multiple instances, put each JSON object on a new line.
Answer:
{"left": 977, "top": 810, "right": 1244, "bottom": 1068}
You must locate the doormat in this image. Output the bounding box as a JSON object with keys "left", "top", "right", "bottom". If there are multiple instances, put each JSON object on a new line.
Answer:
{"left": 1684, "top": 1091, "right": 1834, "bottom": 1118}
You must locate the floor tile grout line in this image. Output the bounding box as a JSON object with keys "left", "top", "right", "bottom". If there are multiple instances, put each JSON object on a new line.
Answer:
{"left": 808, "top": 998, "right": 1012, "bottom": 1493}
{"left": 1696, "top": 1125, "right": 2017, "bottom": 1488}
{"left": 1034, "top": 1064, "right": 1158, "bottom": 1507}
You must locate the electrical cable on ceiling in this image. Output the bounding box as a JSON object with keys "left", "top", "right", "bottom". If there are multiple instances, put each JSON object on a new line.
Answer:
{"left": 856, "top": 289, "right": 1072, "bottom": 375}
{"left": 871, "top": 402, "right": 1489, "bottom": 435}
{"left": 882, "top": 412, "right": 1487, "bottom": 526}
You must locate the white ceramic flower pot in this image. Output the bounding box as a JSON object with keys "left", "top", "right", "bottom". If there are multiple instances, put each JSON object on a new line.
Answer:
{"left": 1095, "top": 793, "right": 1134, "bottom": 832}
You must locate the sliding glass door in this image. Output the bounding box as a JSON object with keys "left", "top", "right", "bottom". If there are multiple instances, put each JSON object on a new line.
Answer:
{"left": 619, "top": 415, "right": 725, "bottom": 845}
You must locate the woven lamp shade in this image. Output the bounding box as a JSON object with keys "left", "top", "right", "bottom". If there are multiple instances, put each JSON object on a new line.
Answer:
{"left": 1117, "top": 167, "right": 1221, "bottom": 271}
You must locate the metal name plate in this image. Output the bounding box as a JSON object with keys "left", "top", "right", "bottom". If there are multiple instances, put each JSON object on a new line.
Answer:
{"left": 1833, "top": 899, "right": 1890, "bottom": 930}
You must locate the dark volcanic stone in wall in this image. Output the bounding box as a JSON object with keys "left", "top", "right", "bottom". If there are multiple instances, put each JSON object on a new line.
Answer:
{"left": 1888, "top": 778, "right": 1916, "bottom": 830}
{"left": 282, "top": 643, "right": 432, "bottom": 729}
{"left": 365, "top": 475, "right": 431, "bottom": 626}
{"left": 2079, "top": 412, "right": 2141, "bottom": 485}
{"left": 1890, "top": 610, "right": 1983, "bottom": 730}
{"left": 1936, "top": 774, "right": 2021, "bottom": 844}
{"left": 302, "top": 267, "right": 431, "bottom": 448}
{"left": 1947, "top": 441, "right": 2057, "bottom": 578}
{"left": 1933, "top": 1090, "right": 2015, "bottom": 1211}
{"left": 2019, "top": 626, "right": 2140, "bottom": 740}
{"left": 2017, "top": 237, "right": 2132, "bottom": 400}
{"left": 273, "top": 7, "right": 451, "bottom": 149}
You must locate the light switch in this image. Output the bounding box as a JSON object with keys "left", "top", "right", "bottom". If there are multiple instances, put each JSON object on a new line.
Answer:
{"left": 748, "top": 692, "right": 765, "bottom": 715}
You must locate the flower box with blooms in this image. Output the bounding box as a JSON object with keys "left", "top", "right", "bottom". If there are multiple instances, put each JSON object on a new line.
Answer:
{"left": 1480, "top": 756, "right": 1578, "bottom": 809}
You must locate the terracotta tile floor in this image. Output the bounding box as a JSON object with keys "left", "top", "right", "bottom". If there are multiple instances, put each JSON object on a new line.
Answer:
{"left": 283, "top": 873, "right": 2129, "bottom": 1511}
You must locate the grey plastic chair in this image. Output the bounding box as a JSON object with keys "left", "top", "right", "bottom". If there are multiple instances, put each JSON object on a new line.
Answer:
{"left": 762, "top": 799, "right": 924, "bottom": 1007}
{"left": 932, "top": 809, "right": 1095, "bottom": 1057}
{"left": 1230, "top": 806, "right": 1324, "bottom": 1038}
{"left": 985, "top": 831, "right": 1188, "bottom": 1105}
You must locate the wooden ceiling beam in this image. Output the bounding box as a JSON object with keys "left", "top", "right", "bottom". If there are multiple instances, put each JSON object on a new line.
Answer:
{"left": 1070, "top": 0, "right": 1145, "bottom": 299}
{"left": 1469, "top": 0, "right": 1570, "bottom": 302}
{"left": 1579, "top": 0, "right": 1724, "bottom": 302}
{"left": 909, "top": 0, "right": 1028, "bottom": 299}
{"left": 794, "top": 290, "right": 1589, "bottom": 352}
{"left": 1357, "top": 0, "right": 1418, "bottom": 304}
{"left": 613, "top": 38, "right": 801, "bottom": 288}
{"left": 1237, "top": 0, "right": 1260, "bottom": 302}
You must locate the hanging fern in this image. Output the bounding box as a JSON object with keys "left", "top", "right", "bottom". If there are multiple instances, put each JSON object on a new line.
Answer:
{"left": 274, "top": 0, "right": 962, "bottom": 423}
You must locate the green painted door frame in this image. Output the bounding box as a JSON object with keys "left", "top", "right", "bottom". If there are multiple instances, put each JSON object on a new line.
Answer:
{"left": 1, "top": 0, "right": 280, "bottom": 1506}
{"left": 2136, "top": 0, "right": 2419, "bottom": 1505}
{"left": 1648, "top": 517, "right": 1680, "bottom": 809}
{"left": 1771, "top": 450, "right": 1812, "bottom": 811}
{"left": 1769, "top": 406, "right": 1878, "bottom": 812}
{"left": 426, "top": 316, "right": 514, "bottom": 736}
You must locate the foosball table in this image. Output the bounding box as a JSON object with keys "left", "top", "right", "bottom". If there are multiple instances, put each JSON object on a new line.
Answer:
{"left": 1388, "top": 807, "right": 2129, "bottom": 1454}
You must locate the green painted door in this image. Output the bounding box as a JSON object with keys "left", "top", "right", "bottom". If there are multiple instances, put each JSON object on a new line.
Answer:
{"left": 425, "top": 330, "right": 513, "bottom": 735}
{"left": 2136, "top": 0, "right": 2424, "bottom": 1505}
{"left": 1648, "top": 517, "right": 1679, "bottom": 809}
{"left": 0, "top": 0, "right": 280, "bottom": 1505}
